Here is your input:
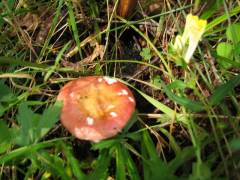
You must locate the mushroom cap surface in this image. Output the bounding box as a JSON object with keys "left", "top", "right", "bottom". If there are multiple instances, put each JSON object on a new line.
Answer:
{"left": 57, "top": 76, "right": 136, "bottom": 142}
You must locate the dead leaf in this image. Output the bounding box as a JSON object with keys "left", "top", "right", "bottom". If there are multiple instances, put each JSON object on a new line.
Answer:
{"left": 66, "top": 34, "right": 99, "bottom": 58}
{"left": 80, "top": 43, "right": 104, "bottom": 64}
{"left": 19, "top": 13, "right": 40, "bottom": 32}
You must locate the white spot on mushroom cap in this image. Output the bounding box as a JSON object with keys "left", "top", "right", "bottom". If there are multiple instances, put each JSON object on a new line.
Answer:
{"left": 117, "top": 89, "right": 128, "bottom": 95}
{"left": 110, "top": 112, "right": 118, "bottom": 118}
{"left": 103, "top": 76, "right": 118, "bottom": 85}
{"left": 128, "top": 97, "right": 135, "bottom": 103}
{"left": 106, "top": 105, "right": 115, "bottom": 111}
{"left": 74, "top": 127, "right": 102, "bottom": 142}
{"left": 86, "top": 117, "right": 94, "bottom": 125}
{"left": 98, "top": 78, "right": 103, "bottom": 82}
{"left": 75, "top": 127, "right": 89, "bottom": 137}
{"left": 70, "top": 92, "right": 75, "bottom": 98}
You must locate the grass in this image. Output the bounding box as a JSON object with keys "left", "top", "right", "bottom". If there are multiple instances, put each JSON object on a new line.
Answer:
{"left": 0, "top": 0, "right": 240, "bottom": 179}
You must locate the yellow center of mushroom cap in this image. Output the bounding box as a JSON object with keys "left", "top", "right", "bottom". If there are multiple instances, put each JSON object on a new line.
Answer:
{"left": 74, "top": 81, "right": 120, "bottom": 120}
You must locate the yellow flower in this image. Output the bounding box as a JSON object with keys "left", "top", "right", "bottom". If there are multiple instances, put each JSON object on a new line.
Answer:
{"left": 173, "top": 14, "right": 207, "bottom": 63}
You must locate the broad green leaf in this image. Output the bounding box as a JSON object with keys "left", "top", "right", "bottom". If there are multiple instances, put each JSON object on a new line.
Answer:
{"left": 209, "top": 74, "right": 240, "bottom": 106}
{"left": 168, "top": 79, "right": 195, "bottom": 90}
{"left": 37, "top": 101, "right": 62, "bottom": 141}
{"left": 0, "top": 121, "right": 12, "bottom": 153}
{"left": 0, "top": 104, "right": 5, "bottom": 117}
{"left": 168, "top": 80, "right": 189, "bottom": 90}
{"left": 16, "top": 101, "right": 62, "bottom": 146}
{"left": 226, "top": 23, "right": 240, "bottom": 43}
{"left": 140, "top": 48, "right": 152, "bottom": 61}
{"left": 153, "top": 76, "right": 195, "bottom": 90}
{"left": 235, "top": 42, "right": 240, "bottom": 55}
{"left": 0, "top": 81, "right": 16, "bottom": 102}
{"left": 0, "top": 20, "right": 5, "bottom": 29}
{"left": 216, "top": 42, "right": 233, "bottom": 59}
{"left": 0, "top": 120, "right": 12, "bottom": 143}
{"left": 216, "top": 42, "right": 233, "bottom": 69}
{"left": 6, "top": 0, "right": 15, "bottom": 10}
{"left": 216, "top": 55, "right": 240, "bottom": 68}
{"left": 0, "top": 141, "right": 11, "bottom": 154}
{"left": 16, "top": 103, "right": 40, "bottom": 145}
{"left": 229, "top": 138, "right": 240, "bottom": 151}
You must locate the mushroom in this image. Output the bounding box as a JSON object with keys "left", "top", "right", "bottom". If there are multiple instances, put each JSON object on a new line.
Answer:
{"left": 117, "top": 0, "right": 138, "bottom": 18}
{"left": 57, "top": 76, "right": 136, "bottom": 142}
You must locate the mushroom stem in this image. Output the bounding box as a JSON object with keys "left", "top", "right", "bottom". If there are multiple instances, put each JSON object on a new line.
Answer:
{"left": 117, "top": 0, "right": 138, "bottom": 18}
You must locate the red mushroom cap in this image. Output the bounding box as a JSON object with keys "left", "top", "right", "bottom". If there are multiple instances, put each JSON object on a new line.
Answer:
{"left": 57, "top": 76, "right": 136, "bottom": 142}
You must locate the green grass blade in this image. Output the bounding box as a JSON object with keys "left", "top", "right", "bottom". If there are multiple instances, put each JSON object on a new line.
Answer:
{"left": 0, "top": 56, "right": 47, "bottom": 69}
{"left": 142, "top": 130, "right": 158, "bottom": 160}
{"left": 0, "top": 138, "right": 66, "bottom": 164}
{"left": 62, "top": 143, "right": 86, "bottom": 179}
{"left": 87, "top": 149, "right": 110, "bottom": 180}
{"left": 123, "top": 145, "right": 140, "bottom": 180}
{"left": 205, "top": 5, "right": 240, "bottom": 32}
{"left": 141, "top": 134, "right": 151, "bottom": 180}
{"left": 38, "top": 151, "right": 70, "bottom": 180}
{"left": 44, "top": 42, "right": 71, "bottom": 82}
{"left": 200, "top": 0, "right": 224, "bottom": 19}
{"left": 160, "top": 81, "right": 204, "bottom": 112}
{"left": 168, "top": 146, "right": 195, "bottom": 173}
{"left": 159, "top": 128, "right": 181, "bottom": 154}
{"left": 115, "top": 144, "right": 126, "bottom": 180}
{"left": 39, "top": 0, "right": 64, "bottom": 59}
{"left": 66, "top": 0, "right": 83, "bottom": 58}
{"left": 134, "top": 87, "right": 176, "bottom": 119}
{"left": 92, "top": 139, "right": 118, "bottom": 151}
{"left": 122, "top": 111, "right": 138, "bottom": 134}
{"left": 141, "top": 131, "right": 177, "bottom": 179}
